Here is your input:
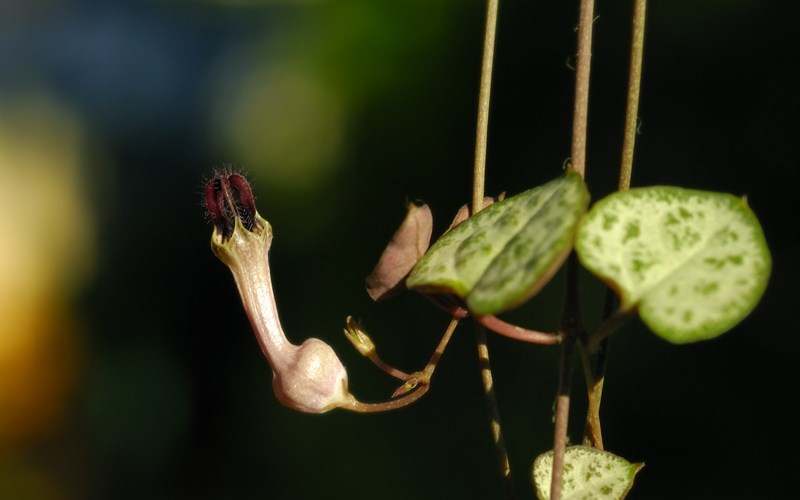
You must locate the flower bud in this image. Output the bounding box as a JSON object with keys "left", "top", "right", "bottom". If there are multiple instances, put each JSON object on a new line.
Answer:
{"left": 343, "top": 316, "right": 376, "bottom": 357}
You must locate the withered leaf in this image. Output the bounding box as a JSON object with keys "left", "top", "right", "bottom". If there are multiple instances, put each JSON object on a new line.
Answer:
{"left": 446, "top": 196, "right": 501, "bottom": 231}
{"left": 366, "top": 202, "right": 433, "bottom": 301}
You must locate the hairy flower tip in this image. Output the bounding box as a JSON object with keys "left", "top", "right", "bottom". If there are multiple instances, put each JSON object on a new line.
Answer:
{"left": 273, "top": 338, "right": 355, "bottom": 413}
{"left": 204, "top": 170, "right": 264, "bottom": 241}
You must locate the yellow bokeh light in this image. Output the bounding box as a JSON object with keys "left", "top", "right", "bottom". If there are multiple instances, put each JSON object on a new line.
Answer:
{"left": 0, "top": 92, "right": 94, "bottom": 446}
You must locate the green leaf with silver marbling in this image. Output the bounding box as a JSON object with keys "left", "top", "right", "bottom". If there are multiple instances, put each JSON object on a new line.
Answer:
{"left": 406, "top": 171, "right": 590, "bottom": 316}
{"left": 575, "top": 187, "right": 771, "bottom": 343}
{"left": 532, "top": 446, "right": 643, "bottom": 500}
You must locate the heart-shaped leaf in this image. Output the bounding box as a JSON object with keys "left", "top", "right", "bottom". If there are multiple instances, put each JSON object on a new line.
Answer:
{"left": 575, "top": 187, "right": 771, "bottom": 343}
{"left": 406, "top": 172, "right": 590, "bottom": 316}
{"left": 532, "top": 446, "right": 643, "bottom": 500}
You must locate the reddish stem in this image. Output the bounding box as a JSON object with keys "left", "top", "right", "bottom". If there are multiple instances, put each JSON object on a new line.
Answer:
{"left": 477, "top": 315, "right": 560, "bottom": 345}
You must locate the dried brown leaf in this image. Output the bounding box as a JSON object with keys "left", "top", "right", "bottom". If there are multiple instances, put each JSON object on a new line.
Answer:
{"left": 366, "top": 202, "right": 433, "bottom": 301}
{"left": 446, "top": 196, "right": 500, "bottom": 231}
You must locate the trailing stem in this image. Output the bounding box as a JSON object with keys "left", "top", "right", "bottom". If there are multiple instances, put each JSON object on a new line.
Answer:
{"left": 582, "top": 0, "right": 648, "bottom": 449}
{"left": 618, "top": 0, "right": 647, "bottom": 193}
{"left": 344, "top": 316, "right": 460, "bottom": 399}
{"left": 569, "top": 0, "right": 597, "bottom": 179}
{"left": 552, "top": 0, "right": 596, "bottom": 498}
{"left": 345, "top": 320, "right": 462, "bottom": 413}
{"left": 476, "top": 323, "right": 515, "bottom": 499}
{"left": 551, "top": 251, "right": 585, "bottom": 498}
{"left": 391, "top": 318, "right": 461, "bottom": 397}
{"left": 471, "top": 0, "right": 514, "bottom": 497}
{"left": 472, "top": 0, "right": 498, "bottom": 214}
{"left": 581, "top": 293, "right": 614, "bottom": 449}
{"left": 550, "top": 334, "right": 576, "bottom": 500}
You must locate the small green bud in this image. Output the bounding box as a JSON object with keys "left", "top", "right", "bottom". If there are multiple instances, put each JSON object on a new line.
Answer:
{"left": 343, "top": 316, "right": 376, "bottom": 357}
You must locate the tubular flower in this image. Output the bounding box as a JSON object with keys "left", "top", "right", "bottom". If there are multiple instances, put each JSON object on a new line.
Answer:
{"left": 205, "top": 171, "right": 354, "bottom": 413}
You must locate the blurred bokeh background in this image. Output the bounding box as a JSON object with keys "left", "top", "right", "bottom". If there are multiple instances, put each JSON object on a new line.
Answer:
{"left": 1, "top": 0, "right": 797, "bottom": 498}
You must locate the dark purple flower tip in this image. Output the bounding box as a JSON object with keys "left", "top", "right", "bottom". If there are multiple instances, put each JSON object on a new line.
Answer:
{"left": 204, "top": 170, "right": 263, "bottom": 240}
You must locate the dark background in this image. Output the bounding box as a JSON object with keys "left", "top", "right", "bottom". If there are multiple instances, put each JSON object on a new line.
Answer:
{"left": 1, "top": 0, "right": 796, "bottom": 499}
